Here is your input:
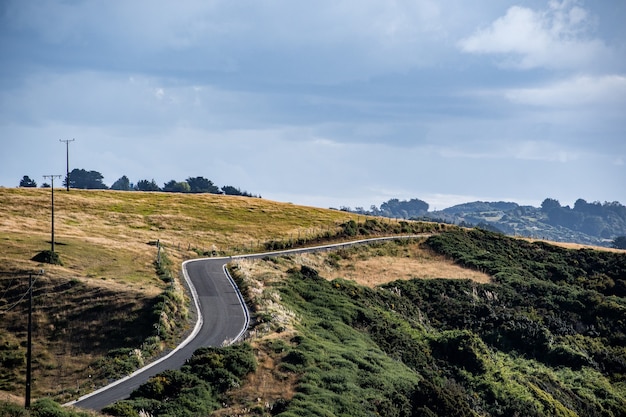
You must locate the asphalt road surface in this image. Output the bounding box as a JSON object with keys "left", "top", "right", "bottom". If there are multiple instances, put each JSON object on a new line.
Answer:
{"left": 70, "top": 236, "right": 419, "bottom": 411}
{"left": 70, "top": 257, "right": 248, "bottom": 411}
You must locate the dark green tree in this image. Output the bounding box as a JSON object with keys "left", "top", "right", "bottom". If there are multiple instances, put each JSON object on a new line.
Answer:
{"left": 380, "top": 198, "right": 429, "bottom": 218}
{"left": 186, "top": 176, "right": 221, "bottom": 194}
{"left": 135, "top": 179, "right": 161, "bottom": 191}
{"left": 222, "top": 185, "right": 241, "bottom": 195}
{"left": 65, "top": 168, "right": 108, "bottom": 189}
{"left": 110, "top": 175, "right": 131, "bottom": 191}
{"left": 540, "top": 198, "right": 561, "bottom": 213}
{"left": 163, "top": 180, "right": 191, "bottom": 193}
{"left": 19, "top": 175, "right": 37, "bottom": 187}
{"left": 221, "top": 185, "right": 254, "bottom": 197}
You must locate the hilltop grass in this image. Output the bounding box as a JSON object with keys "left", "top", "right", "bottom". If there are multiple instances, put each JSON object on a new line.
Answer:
{"left": 0, "top": 188, "right": 362, "bottom": 283}
{"left": 0, "top": 274, "right": 158, "bottom": 402}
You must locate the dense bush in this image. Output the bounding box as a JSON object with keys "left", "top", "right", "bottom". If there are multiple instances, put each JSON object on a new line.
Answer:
{"left": 103, "top": 343, "right": 256, "bottom": 417}
{"left": 264, "top": 218, "right": 446, "bottom": 251}
{"left": 0, "top": 398, "right": 94, "bottom": 417}
{"left": 269, "top": 231, "right": 626, "bottom": 416}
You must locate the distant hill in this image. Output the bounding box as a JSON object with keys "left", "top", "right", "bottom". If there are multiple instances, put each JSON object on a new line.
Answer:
{"left": 344, "top": 198, "right": 626, "bottom": 247}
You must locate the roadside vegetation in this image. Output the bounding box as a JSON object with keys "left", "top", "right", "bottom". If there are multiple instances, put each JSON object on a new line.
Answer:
{"left": 2, "top": 188, "right": 625, "bottom": 416}
{"left": 98, "top": 231, "right": 625, "bottom": 416}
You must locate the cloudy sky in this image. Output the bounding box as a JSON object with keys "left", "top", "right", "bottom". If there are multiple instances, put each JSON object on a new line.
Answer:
{"left": 1, "top": 0, "right": 624, "bottom": 210}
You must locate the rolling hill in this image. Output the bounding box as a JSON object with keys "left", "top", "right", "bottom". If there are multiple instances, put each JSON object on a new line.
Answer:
{"left": 1, "top": 188, "right": 625, "bottom": 416}
{"left": 348, "top": 197, "right": 626, "bottom": 247}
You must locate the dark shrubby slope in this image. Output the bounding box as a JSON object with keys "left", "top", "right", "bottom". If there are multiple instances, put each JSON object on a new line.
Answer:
{"left": 270, "top": 230, "right": 626, "bottom": 416}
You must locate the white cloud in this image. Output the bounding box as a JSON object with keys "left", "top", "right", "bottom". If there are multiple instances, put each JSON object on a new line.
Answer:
{"left": 0, "top": 71, "right": 274, "bottom": 129}
{"left": 458, "top": 1, "right": 613, "bottom": 70}
{"left": 435, "top": 139, "right": 580, "bottom": 163}
{"left": 504, "top": 74, "right": 626, "bottom": 107}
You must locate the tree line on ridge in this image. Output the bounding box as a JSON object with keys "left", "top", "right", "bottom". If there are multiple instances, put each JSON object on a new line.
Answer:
{"left": 18, "top": 169, "right": 259, "bottom": 197}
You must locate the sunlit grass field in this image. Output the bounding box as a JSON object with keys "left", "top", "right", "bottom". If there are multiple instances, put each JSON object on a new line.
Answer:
{"left": 0, "top": 187, "right": 360, "bottom": 288}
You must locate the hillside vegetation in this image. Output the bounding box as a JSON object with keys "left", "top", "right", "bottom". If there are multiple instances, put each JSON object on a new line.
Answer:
{"left": 2, "top": 188, "right": 625, "bottom": 416}
{"left": 105, "top": 232, "right": 625, "bottom": 416}
{"left": 426, "top": 199, "right": 626, "bottom": 247}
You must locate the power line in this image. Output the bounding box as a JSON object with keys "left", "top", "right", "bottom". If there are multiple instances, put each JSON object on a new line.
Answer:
{"left": 0, "top": 277, "right": 17, "bottom": 300}
{"left": 0, "top": 277, "right": 37, "bottom": 314}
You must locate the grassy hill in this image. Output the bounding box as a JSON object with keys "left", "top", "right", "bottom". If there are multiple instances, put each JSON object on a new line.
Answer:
{"left": 0, "top": 188, "right": 364, "bottom": 405}
{"left": 1, "top": 188, "right": 625, "bottom": 416}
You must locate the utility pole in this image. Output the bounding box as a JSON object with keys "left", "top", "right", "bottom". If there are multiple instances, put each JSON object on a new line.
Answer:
{"left": 25, "top": 272, "right": 33, "bottom": 408}
{"left": 24, "top": 269, "right": 43, "bottom": 409}
{"left": 59, "top": 139, "right": 75, "bottom": 191}
{"left": 43, "top": 175, "right": 62, "bottom": 254}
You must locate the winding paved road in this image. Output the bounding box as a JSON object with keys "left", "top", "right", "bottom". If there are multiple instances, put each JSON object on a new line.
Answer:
{"left": 70, "top": 236, "right": 418, "bottom": 411}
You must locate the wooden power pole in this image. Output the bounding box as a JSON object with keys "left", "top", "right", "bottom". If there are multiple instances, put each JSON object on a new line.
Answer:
{"left": 59, "top": 139, "right": 75, "bottom": 191}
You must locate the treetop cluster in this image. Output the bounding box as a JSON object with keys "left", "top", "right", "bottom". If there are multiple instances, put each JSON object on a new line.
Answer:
{"left": 19, "top": 169, "right": 259, "bottom": 197}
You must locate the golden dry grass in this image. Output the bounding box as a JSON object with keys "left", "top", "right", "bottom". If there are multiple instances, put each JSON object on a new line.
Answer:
{"left": 0, "top": 188, "right": 354, "bottom": 406}
{"left": 0, "top": 187, "right": 361, "bottom": 405}
{"left": 0, "top": 187, "right": 360, "bottom": 289}
{"left": 522, "top": 238, "right": 625, "bottom": 253}
{"left": 0, "top": 272, "right": 157, "bottom": 403}
{"left": 0, "top": 391, "right": 24, "bottom": 406}
{"left": 327, "top": 245, "right": 492, "bottom": 286}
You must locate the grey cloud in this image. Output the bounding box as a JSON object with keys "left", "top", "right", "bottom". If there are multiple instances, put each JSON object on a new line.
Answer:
{"left": 1, "top": 1, "right": 624, "bottom": 209}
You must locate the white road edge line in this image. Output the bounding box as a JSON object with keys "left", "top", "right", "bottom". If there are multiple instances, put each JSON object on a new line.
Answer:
{"left": 66, "top": 235, "right": 422, "bottom": 406}
{"left": 65, "top": 258, "right": 204, "bottom": 406}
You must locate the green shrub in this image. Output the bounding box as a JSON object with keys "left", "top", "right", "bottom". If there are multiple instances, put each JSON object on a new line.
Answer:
{"left": 31, "top": 250, "right": 62, "bottom": 265}
{"left": 412, "top": 379, "right": 476, "bottom": 417}
{"left": 105, "top": 344, "right": 257, "bottom": 416}
{"left": 432, "top": 331, "right": 489, "bottom": 375}
{"left": 0, "top": 401, "right": 28, "bottom": 417}
{"left": 30, "top": 398, "right": 93, "bottom": 417}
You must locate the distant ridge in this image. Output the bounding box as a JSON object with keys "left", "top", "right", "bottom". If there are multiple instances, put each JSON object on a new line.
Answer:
{"left": 343, "top": 198, "right": 626, "bottom": 247}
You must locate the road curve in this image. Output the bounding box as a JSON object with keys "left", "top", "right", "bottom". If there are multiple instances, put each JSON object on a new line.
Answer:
{"left": 70, "top": 236, "right": 420, "bottom": 411}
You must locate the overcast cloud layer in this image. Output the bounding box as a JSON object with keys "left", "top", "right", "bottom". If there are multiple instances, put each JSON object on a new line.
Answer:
{"left": 1, "top": 0, "right": 624, "bottom": 210}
